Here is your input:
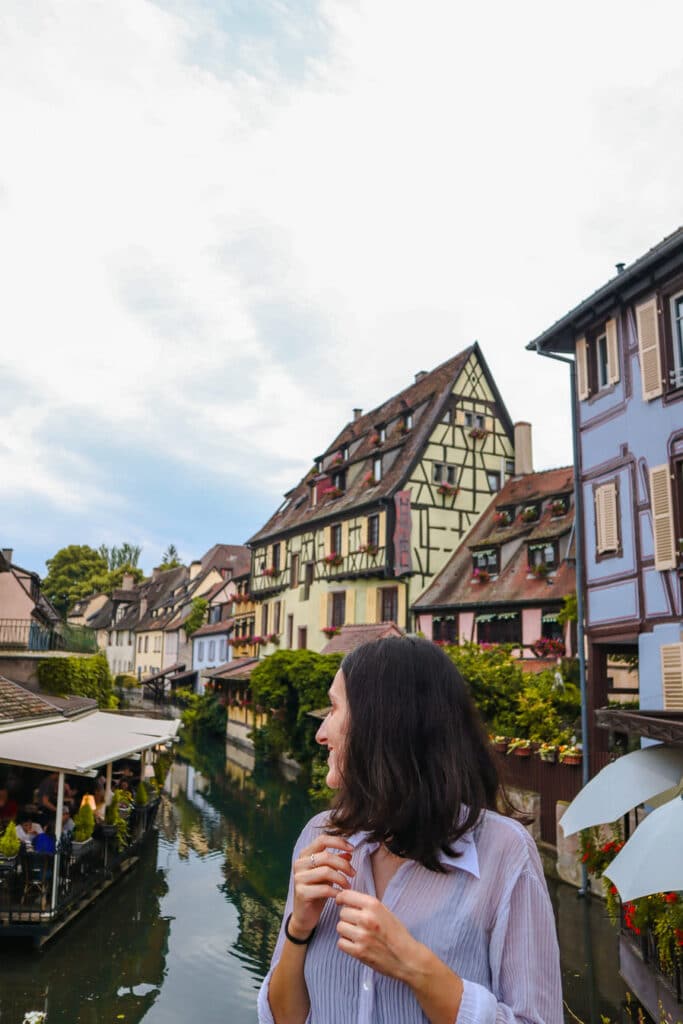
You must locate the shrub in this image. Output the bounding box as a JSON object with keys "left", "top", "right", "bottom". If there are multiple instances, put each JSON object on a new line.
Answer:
{"left": 37, "top": 652, "right": 117, "bottom": 708}
{"left": 134, "top": 781, "right": 148, "bottom": 806}
{"left": 0, "top": 821, "right": 20, "bottom": 858}
{"left": 72, "top": 803, "right": 95, "bottom": 843}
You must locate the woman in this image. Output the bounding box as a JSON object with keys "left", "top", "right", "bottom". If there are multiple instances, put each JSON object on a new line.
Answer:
{"left": 258, "top": 637, "right": 562, "bottom": 1024}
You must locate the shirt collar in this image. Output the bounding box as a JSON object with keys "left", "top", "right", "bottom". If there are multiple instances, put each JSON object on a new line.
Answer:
{"left": 346, "top": 827, "right": 480, "bottom": 879}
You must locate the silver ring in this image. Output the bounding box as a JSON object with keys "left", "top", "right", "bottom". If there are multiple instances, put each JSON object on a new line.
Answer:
{"left": 310, "top": 853, "right": 318, "bottom": 869}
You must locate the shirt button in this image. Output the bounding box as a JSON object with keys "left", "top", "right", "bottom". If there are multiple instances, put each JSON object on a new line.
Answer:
{"left": 362, "top": 979, "right": 372, "bottom": 992}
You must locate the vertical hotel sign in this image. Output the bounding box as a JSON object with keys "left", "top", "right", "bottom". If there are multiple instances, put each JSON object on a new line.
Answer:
{"left": 393, "top": 489, "right": 413, "bottom": 576}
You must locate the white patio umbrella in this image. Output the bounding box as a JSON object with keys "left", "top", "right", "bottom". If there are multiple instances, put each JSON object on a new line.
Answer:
{"left": 559, "top": 744, "right": 683, "bottom": 837}
{"left": 604, "top": 795, "right": 683, "bottom": 900}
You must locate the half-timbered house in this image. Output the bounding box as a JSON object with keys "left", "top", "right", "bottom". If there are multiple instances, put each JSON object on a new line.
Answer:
{"left": 247, "top": 344, "right": 515, "bottom": 653}
{"left": 529, "top": 227, "right": 683, "bottom": 750}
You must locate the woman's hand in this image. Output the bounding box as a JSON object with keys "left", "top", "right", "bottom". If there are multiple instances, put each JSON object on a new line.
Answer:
{"left": 289, "top": 834, "right": 356, "bottom": 937}
{"left": 335, "top": 891, "right": 464, "bottom": 1024}
{"left": 334, "top": 890, "right": 417, "bottom": 980}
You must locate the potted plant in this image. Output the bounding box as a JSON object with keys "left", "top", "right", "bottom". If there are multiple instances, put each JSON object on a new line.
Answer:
{"left": 494, "top": 510, "right": 512, "bottom": 527}
{"left": 267, "top": 633, "right": 280, "bottom": 645}
{"left": 532, "top": 637, "right": 565, "bottom": 658}
{"left": 71, "top": 803, "right": 95, "bottom": 856}
{"left": 262, "top": 566, "right": 278, "bottom": 577}
{"left": 321, "top": 485, "right": 343, "bottom": 499}
{"left": 362, "top": 471, "right": 377, "bottom": 488}
{"left": 359, "top": 543, "right": 378, "bottom": 556}
{"left": 370, "top": 432, "right": 381, "bottom": 446}
{"left": 330, "top": 451, "right": 344, "bottom": 466}
{"left": 324, "top": 552, "right": 343, "bottom": 567}
{"left": 530, "top": 562, "right": 549, "bottom": 579}
{"left": 490, "top": 735, "right": 509, "bottom": 754}
{"left": 559, "top": 744, "right": 582, "bottom": 765}
{"left": 322, "top": 626, "right": 341, "bottom": 638}
{"left": 507, "top": 738, "right": 533, "bottom": 758}
{"left": 0, "top": 820, "right": 21, "bottom": 867}
{"left": 104, "top": 792, "right": 129, "bottom": 851}
{"left": 537, "top": 742, "right": 558, "bottom": 763}
{"left": 520, "top": 505, "right": 539, "bottom": 523}
{"left": 469, "top": 427, "right": 488, "bottom": 440}
{"left": 550, "top": 498, "right": 567, "bottom": 518}
{"left": 472, "top": 567, "right": 490, "bottom": 583}
{"left": 437, "top": 483, "right": 459, "bottom": 497}
{"left": 135, "top": 781, "right": 149, "bottom": 807}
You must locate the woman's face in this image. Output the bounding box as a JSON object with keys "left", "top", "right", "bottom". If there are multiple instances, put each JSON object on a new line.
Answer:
{"left": 315, "top": 669, "right": 350, "bottom": 790}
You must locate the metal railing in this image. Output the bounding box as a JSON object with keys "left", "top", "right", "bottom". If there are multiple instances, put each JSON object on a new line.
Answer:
{"left": 0, "top": 800, "right": 161, "bottom": 933}
{"left": 0, "top": 619, "right": 98, "bottom": 654}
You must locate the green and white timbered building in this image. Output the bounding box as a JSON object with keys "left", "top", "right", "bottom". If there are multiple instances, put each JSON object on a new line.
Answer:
{"left": 247, "top": 344, "right": 515, "bottom": 653}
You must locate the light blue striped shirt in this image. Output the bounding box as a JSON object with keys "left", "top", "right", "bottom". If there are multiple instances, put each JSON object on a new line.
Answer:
{"left": 258, "top": 809, "right": 563, "bottom": 1024}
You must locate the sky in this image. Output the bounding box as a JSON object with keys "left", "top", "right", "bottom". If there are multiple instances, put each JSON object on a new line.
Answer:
{"left": 2, "top": 0, "right": 683, "bottom": 577}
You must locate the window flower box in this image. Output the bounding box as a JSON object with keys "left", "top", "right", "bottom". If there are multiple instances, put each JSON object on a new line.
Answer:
{"left": 267, "top": 633, "right": 280, "bottom": 645}
{"left": 360, "top": 543, "right": 378, "bottom": 557}
{"left": 532, "top": 637, "right": 565, "bottom": 658}
{"left": 490, "top": 735, "right": 509, "bottom": 754}
{"left": 363, "top": 471, "right": 377, "bottom": 488}
{"left": 550, "top": 498, "right": 567, "bottom": 518}
{"left": 494, "top": 510, "right": 512, "bottom": 527}
{"left": 469, "top": 427, "right": 488, "bottom": 440}
{"left": 321, "top": 485, "right": 343, "bottom": 499}
{"left": 472, "top": 567, "right": 490, "bottom": 583}
{"left": 537, "top": 742, "right": 558, "bottom": 763}
{"left": 322, "top": 626, "right": 341, "bottom": 637}
{"left": 262, "top": 567, "right": 279, "bottom": 578}
{"left": 370, "top": 433, "right": 381, "bottom": 446}
{"left": 330, "top": 451, "right": 344, "bottom": 466}
{"left": 558, "top": 745, "right": 582, "bottom": 765}
{"left": 437, "top": 483, "right": 459, "bottom": 497}
{"left": 507, "top": 738, "right": 532, "bottom": 757}
{"left": 530, "top": 562, "right": 550, "bottom": 579}
{"left": 251, "top": 635, "right": 266, "bottom": 645}
{"left": 520, "top": 506, "right": 539, "bottom": 523}
{"left": 324, "top": 553, "right": 343, "bottom": 567}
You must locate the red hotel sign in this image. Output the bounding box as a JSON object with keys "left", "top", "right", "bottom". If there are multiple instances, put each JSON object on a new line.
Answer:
{"left": 393, "top": 489, "right": 412, "bottom": 576}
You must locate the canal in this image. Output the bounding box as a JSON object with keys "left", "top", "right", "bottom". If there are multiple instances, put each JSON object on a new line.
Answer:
{"left": 0, "top": 738, "right": 638, "bottom": 1024}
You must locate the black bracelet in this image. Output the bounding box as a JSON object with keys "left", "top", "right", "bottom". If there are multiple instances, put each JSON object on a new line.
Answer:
{"left": 284, "top": 913, "right": 316, "bottom": 945}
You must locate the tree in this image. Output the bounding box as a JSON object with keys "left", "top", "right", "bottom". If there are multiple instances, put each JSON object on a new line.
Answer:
{"left": 43, "top": 545, "right": 109, "bottom": 616}
{"left": 184, "top": 597, "right": 208, "bottom": 637}
{"left": 97, "top": 543, "right": 142, "bottom": 571}
{"left": 159, "top": 544, "right": 182, "bottom": 570}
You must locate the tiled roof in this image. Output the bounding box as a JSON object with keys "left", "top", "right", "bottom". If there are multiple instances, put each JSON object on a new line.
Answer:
{"left": 0, "top": 677, "right": 61, "bottom": 724}
{"left": 191, "top": 619, "right": 234, "bottom": 639}
{"left": 321, "top": 622, "right": 404, "bottom": 654}
{"left": 200, "top": 544, "right": 251, "bottom": 578}
{"left": 249, "top": 346, "right": 493, "bottom": 544}
{"left": 207, "top": 657, "right": 258, "bottom": 681}
{"left": 413, "top": 467, "right": 575, "bottom": 611}
{"left": 87, "top": 598, "right": 115, "bottom": 630}
{"left": 39, "top": 693, "right": 97, "bottom": 717}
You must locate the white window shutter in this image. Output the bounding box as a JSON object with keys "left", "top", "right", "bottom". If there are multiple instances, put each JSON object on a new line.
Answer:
{"left": 636, "top": 298, "right": 663, "bottom": 400}
{"left": 649, "top": 465, "right": 677, "bottom": 570}
{"left": 660, "top": 644, "right": 683, "bottom": 710}
{"left": 455, "top": 409, "right": 466, "bottom": 426}
{"left": 576, "top": 336, "right": 590, "bottom": 401}
{"left": 605, "top": 318, "right": 620, "bottom": 385}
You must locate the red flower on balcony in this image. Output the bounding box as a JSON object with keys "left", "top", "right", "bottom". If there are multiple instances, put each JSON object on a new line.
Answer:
{"left": 321, "top": 485, "right": 343, "bottom": 499}
{"left": 324, "top": 552, "right": 343, "bottom": 567}
{"left": 262, "top": 567, "right": 279, "bottom": 578}
{"left": 472, "top": 567, "right": 490, "bottom": 583}
{"left": 469, "top": 427, "right": 488, "bottom": 440}
{"left": 322, "top": 626, "right": 341, "bottom": 637}
{"left": 437, "top": 483, "right": 459, "bottom": 497}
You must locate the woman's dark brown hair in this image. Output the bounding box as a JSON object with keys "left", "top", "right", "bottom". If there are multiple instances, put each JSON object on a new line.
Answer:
{"left": 328, "top": 636, "right": 499, "bottom": 872}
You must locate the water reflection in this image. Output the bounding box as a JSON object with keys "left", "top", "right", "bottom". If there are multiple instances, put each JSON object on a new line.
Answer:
{"left": 0, "top": 834, "right": 169, "bottom": 1024}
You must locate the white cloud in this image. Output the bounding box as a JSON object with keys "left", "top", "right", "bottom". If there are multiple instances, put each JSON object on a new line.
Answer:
{"left": 2, "top": 0, "right": 683, "bottom": 561}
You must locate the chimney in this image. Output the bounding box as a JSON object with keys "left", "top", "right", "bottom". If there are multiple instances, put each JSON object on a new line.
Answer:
{"left": 514, "top": 422, "right": 533, "bottom": 476}
{"left": 1, "top": 548, "right": 12, "bottom": 565}
{"left": 151, "top": 567, "right": 160, "bottom": 581}
{"left": 190, "top": 560, "right": 203, "bottom": 580}
{"left": 139, "top": 596, "right": 148, "bottom": 618}
{"left": 415, "top": 371, "right": 427, "bottom": 383}
{"left": 615, "top": 262, "right": 626, "bottom": 275}
{"left": 353, "top": 408, "right": 363, "bottom": 421}
{"left": 121, "top": 572, "right": 135, "bottom": 590}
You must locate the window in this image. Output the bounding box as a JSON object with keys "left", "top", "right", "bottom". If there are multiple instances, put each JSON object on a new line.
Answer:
{"left": 669, "top": 291, "right": 683, "bottom": 390}
{"left": 128, "top": 632, "right": 133, "bottom": 646}
{"left": 297, "top": 626, "right": 308, "bottom": 650}
{"left": 272, "top": 543, "right": 281, "bottom": 572}
{"left": 154, "top": 636, "right": 162, "bottom": 652}
{"left": 576, "top": 318, "right": 620, "bottom": 400}
{"left": 261, "top": 604, "right": 269, "bottom": 635}
{"left": 528, "top": 542, "right": 557, "bottom": 571}
{"left": 303, "top": 562, "right": 314, "bottom": 600}
{"left": 474, "top": 413, "right": 485, "bottom": 429}
{"left": 433, "top": 463, "right": 444, "bottom": 482}
{"left": 487, "top": 470, "right": 501, "bottom": 492}
{"left": 476, "top": 611, "right": 521, "bottom": 645}
{"left": 273, "top": 600, "right": 281, "bottom": 635}
{"left": 373, "top": 457, "right": 382, "bottom": 481}
{"left": 198, "top": 641, "right": 205, "bottom": 661}
{"left": 137, "top": 636, "right": 142, "bottom": 653}
{"left": 286, "top": 614, "right": 294, "bottom": 649}
{"left": 219, "top": 638, "right": 226, "bottom": 661}
{"left": 290, "top": 552, "right": 300, "bottom": 588}
{"left": 464, "top": 412, "right": 473, "bottom": 427}
{"left": 342, "top": 445, "right": 349, "bottom": 461}
{"left": 331, "top": 592, "right": 346, "bottom": 628}
{"left": 331, "top": 524, "right": 342, "bottom": 556}
{"left": 594, "top": 479, "right": 621, "bottom": 558}
{"left": 368, "top": 514, "right": 380, "bottom": 548}
{"left": 310, "top": 483, "right": 318, "bottom": 508}
{"left": 380, "top": 587, "right": 398, "bottom": 623}
{"left": 379, "top": 426, "right": 386, "bottom": 443}
{"left": 209, "top": 606, "right": 221, "bottom": 624}
{"left": 650, "top": 464, "right": 677, "bottom": 570}
{"left": 332, "top": 471, "right": 346, "bottom": 492}
{"left": 405, "top": 412, "right": 413, "bottom": 430}
{"left": 433, "top": 617, "right": 457, "bottom": 643}
{"left": 505, "top": 459, "right": 515, "bottom": 477}
{"left": 144, "top": 636, "right": 149, "bottom": 653}
{"left": 208, "top": 640, "right": 216, "bottom": 660}
{"left": 472, "top": 548, "right": 499, "bottom": 575}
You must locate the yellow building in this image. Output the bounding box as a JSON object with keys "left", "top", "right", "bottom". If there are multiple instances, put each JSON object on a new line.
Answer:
{"left": 248, "top": 345, "right": 516, "bottom": 653}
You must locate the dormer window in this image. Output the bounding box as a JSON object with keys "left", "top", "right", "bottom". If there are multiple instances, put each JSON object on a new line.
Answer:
{"left": 332, "top": 471, "right": 346, "bottom": 492}
{"left": 379, "top": 426, "right": 386, "bottom": 443}
{"left": 520, "top": 503, "right": 540, "bottom": 524}
{"left": 472, "top": 547, "right": 499, "bottom": 575}
{"left": 550, "top": 496, "right": 568, "bottom": 518}
{"left": 342, "top": 445, "right": 349, "bottom": 461}
{"left": 493, "top": 508, "right": 513, "bottom": 528}
{"left": 528, "top": 542, "right": 557, "bottom": 574}
{"left": 373, "top": 456, "right": 382, "bottom": 481}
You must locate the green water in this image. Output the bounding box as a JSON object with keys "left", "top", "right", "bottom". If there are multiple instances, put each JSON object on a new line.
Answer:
{"left": 0, "top": 739, "right": 634, "bottom": 1024}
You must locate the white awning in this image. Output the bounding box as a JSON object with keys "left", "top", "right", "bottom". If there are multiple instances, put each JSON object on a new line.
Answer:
{"left": 0, "top": 711, "right": 180, "bottom": 775}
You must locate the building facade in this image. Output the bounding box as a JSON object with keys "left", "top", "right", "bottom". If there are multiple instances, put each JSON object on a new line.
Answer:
{"left": 248, "top": 345, "right": 516, "bottom": 653}
{"left": 530, "top": 227, "right": 683, "bottom": 753}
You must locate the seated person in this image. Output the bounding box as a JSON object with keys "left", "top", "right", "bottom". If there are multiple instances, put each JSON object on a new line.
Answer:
{"left": 33, "top": 827, "right": 56, "bottom": 855}
{"left": 16, "top": 813, "right": 44, "bottom": 850}
{"left": 0, "top": 787, "right": 18, "bottom": 822}
{"left": 61, "top": 808, "right": 75, "bottom": 835}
